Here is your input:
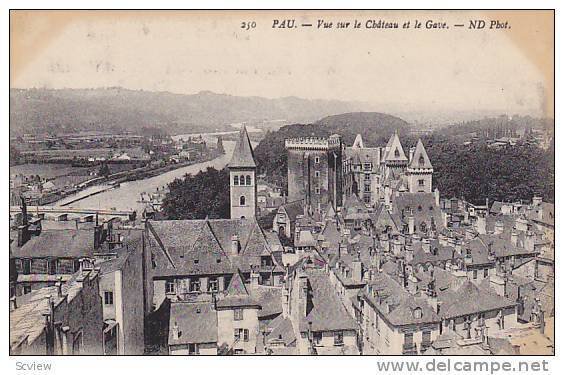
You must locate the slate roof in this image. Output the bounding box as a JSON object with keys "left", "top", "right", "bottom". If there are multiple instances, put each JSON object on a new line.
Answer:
{"left": 147, "top": 218, "right": 283, "bottom": 277}
{"left": 266, "top": 314, "right": 296, "bottom": 346}
{"left": 252, "top": 287, "right": 282, "bottom": 318}
{"left": 168, "top": 302, "right": 218, "bottom": 345}
{"left": 392, "top": 193, "right": 443, "bottom": 231}
{"left": 216, "top": 270, "right": 260, "bottom": 309}
{"left": 299, "top": 269, "right": 357, "bottom": 333}
{"left": 280, "top": 200, "right": 305, "bottom": 222}
{"left": 362, "top": 271, "right": 440, "bottom": 326}
{"left": 438, "top": 280, "right": 516, "bottom": 319}
{"left": 10, "top": 229, "right": 95, "bottom": 259}
{"left": 408, "top": 139, "right": 433, "bottom": 169}
{"left": 383, "top": 131, "right": 408, "bottom": 162}
{"left": 228, "top": 126, "right": 256, "bottom": 169}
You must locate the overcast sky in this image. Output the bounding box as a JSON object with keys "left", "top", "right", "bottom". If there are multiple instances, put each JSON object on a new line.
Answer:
{"left": 11, "top": 10, "right": 553, "bottom": 118}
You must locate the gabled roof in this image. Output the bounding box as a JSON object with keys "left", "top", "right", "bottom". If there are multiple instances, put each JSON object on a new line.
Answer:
{"left": 383, "top": 131, "right": 408, "bottom": 162}
{"left": 168, "top": 302, "right": 218, "bottom": 345}
{"left": 438, "top": 280, "right": 516, "bottom": 319}
{"left": 408, "top": 139, "right": 433, "bottom": 169}
{"left": 279, "top": 200, "right": 304, "bottom": 222}
{"left": 225, "top": 270, "right": 249, "bottom": 296}
{"left": 216, "top": 270, "right": 260, "bottom": 309}
{"left": 10, "top": 229, "right": 95, "bottom": 259}
{"left": 228, "top": 126, "right": 256, "bottom": 169}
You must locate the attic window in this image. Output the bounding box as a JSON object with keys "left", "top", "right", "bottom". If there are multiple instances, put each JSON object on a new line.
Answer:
{"left": 194, "top": 259, "right": 199, "bottom": 264}
{"left": 216, "top": 259, "right": 221, "bottom": 263}
{"left": 394, "top": 149, "right": 400, "bottom": 157}
{"left": 413, "top": 307, "right": 423, "bottom": 319}
{"left": 419, "top": 155, "right": 425, "bottom": 166}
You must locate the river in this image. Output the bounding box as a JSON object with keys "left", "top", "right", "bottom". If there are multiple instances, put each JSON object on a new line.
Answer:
{"left": 54, "top": 139, "right": 237, "bottom": 212}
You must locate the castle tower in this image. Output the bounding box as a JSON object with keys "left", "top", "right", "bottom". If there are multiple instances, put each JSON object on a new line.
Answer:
{"left": 285, "top": 134, "right": 343, "bottom": 213}
{"left": 228, "top": 126, "right": 257, "bottom": 219}
{"left": 382, "top": 130, "right": 408, "bottom": 179}
{"left": 406, "top": 139, "right": 433, "bottom": 193}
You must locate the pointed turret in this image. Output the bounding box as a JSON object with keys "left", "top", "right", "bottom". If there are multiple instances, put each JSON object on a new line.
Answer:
{"left": 229, "top": 125, "right": 256, "bottom": 168}
{"left": 229, "top": 126, "right": 257, "bottom": 219}
{"left": 384, "top": 130, "right": 408, "bottom": 162}
{"left": 408, "top": 139, "right": 433, "bottom": 169}
{"left": 406, "top": 138, "right": 434, "bottom": 193}
{"left": 352, "top": 134, "right": 365, "bottom": 149}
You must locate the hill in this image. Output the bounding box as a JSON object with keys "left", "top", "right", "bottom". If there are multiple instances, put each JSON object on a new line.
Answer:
{"left": 254, "top": 112, "right": 410, "bottom": 188}
{"left": 9, "top": 88, "right": 365, "bottom": 137}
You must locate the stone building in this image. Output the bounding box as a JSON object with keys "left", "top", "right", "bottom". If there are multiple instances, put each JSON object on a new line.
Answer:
{"left": 286, "top": 135, "right": 344, "bottom": 215}
{"left": 229, "top": 126, "right": 257, "bottom": 219}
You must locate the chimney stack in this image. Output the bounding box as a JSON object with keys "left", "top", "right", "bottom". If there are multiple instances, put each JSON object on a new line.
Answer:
{"left": 172, "top": 321, "right": 180, "bottom": 340}
{"left": 231, "top": 235, "right": 240, "bottom": 255}
{"left": 408, "top": 216, "right": 415, "bottom": 235}
{"left": 10, "top": 296, "right": 17, "bottom": 310}
{"left": 511, "top": 230, "right": 519, "bottom": 247}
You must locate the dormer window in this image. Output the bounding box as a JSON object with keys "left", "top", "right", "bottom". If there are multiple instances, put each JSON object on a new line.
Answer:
{"left": 394, "top": 149, "right": 400, "bottom": 158}
{"left": 194, "top": 259, "right": 199, "bottom": 264}
{"left": 419, "top": 155, "right": 425, "bottom": 166}
{"left": 413, "top": 307, "right": 423, "bottom": 319}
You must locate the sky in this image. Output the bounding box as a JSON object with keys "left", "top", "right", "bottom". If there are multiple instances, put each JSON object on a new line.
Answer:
{"left": 10, "top": 10, "right": 554, "bottom": 118}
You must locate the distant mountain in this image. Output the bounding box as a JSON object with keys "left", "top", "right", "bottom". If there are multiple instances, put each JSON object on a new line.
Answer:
{"left": 254, "top": 111, "right": 410, "bottom": 188}
{"left": 9, "top": 88, "right": 366, "bottom": 137}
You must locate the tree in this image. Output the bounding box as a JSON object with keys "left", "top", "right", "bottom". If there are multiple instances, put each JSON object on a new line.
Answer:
{"left": 99, "top": 163, "right": 110, "bottom": 177}
{"left": 162, "top": 167, "right": 231, "bottom": 220}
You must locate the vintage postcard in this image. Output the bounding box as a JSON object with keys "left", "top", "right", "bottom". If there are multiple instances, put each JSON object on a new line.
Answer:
{"left": 8, "top": 9, "right": 554, "bottom": 363}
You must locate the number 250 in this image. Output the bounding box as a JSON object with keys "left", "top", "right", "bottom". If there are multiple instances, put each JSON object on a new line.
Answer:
{"left": 241, "top": 21, "right": 256, "bottom": 30}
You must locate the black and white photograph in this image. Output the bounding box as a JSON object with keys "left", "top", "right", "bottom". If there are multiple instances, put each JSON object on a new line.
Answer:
{"left": 6, "top": 7, "right": 556, "bottom": 366}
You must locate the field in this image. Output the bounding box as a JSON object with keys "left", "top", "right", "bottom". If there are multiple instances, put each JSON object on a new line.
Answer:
{"left": 10, "top": 163, "right": 91, "bottom": 179}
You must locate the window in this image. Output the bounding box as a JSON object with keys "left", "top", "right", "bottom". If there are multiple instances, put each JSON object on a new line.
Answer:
{"left": 234, "top": 175, "right": 239, "bottom": 185}
{"left": 473, "top": 270, "right": 478, "bottom": 279}
{"left": 189, "top": 278, "right": 201, "bottom": 292}
{"left": 418, "top": 179, "right": 425, "bottom": 186}
{"left": 315, "top": 187, "right": 320, "bottom": 194}
{"left": 315, "top": 157, "right": 320, "bottom": 164}
{"left": 23, "top": 284, "right": 32, "bottom": 295}
{"left": 165, "top": 280, "right": 175, "bottom": 294}
{"left": 404, "top": 332, "right": 414, "bottom": 346}
{"left": 208, "top": 277, "right": 219, "bottom": 292}
{"left": 246, "top": 175, "right": 251, "bottom": 185}
{"left": 364, "top": 195, "right": 371, "bottom": 204}
{"left": 234, "top": 308, "right": 244, "bottom": 321}
{"left": 419, "top": 155, "right": 425, "bottom": 166}
{"left": 315, "top": 171, "right": 320, "bottom": 177}
{"left": 363, "top": 163, "right": 371, "bottom": 170}
{"left": 394, "top": 149, "right": 400, "bottom": 157}
{"left": 422, "top": 330, "right": 432, "bottom": 347}
{"left": 334, "top": 331, "right": 344, "bottom": 346}
{"left": 239, "top": 196, "right": 246, "bottom": 206}
{"left": 364, "top": 184, "right": 371, "bottom": 192}
{"left": 188, "top": 343, "right": 199, "bottom": 355}
{"left": 104, "top": 291, "right": 114, "bottom": 305}
{"left": 484, "top": 268, "right": 489, "bottom": 278}
{"left": 413, "top": 307, "right": 423, "bottom": 319}
{"left": 313, "top": 332, "right": 322, "bottom": 345}
{"left": 234, "top": 328, "right": 249, "bottom": 342}
{"left": 364, "top": 173, "right": 370, "bottom": 181}
{"left": 21, "top": 259, "right": 31, "bottom": 275}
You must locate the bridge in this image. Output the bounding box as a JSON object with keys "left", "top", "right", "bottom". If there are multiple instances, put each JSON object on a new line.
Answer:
{"left": 10, "top": 206, "right": 136, "bottom": 221}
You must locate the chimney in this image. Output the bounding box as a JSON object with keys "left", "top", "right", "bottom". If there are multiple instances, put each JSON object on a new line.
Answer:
{"left": 231, "top": 235, "right": 240, "bottom": 255}
{"left": 251, "top": 266, "right": 260, "bottom": 288}
{"left": 511, "top": 230, "right": 519, "bottom": 247}
{"left": 351, "top": 258, "right": 363, "bottom": 282}
{"left": 434, "top": 188, "right": 440, "bottom": 207}
{"left": 409, "top": 147, "right": 415, "bottom": 163}
{"left": 532, "top": 196, "right": 542, "bottom": 207}
{"left": 476, "top": 215, "right": 486, "bottom": 235}
{"left": 172, "top": 321, "right": 180, "bottom": 340}
{"left": 405, "top": 243, "right": 414, "bottom": 263}
{"left": 408, "top": 216, "right": 415, "bottom": 235}
{"left": 17, "top": 225, "right": 31, "bottom": 247}
{"left": 10, "top": 296, "right": 17, "bottom": 310}
{"left": 56, "top": 277, "right": 63, "bottom": 299}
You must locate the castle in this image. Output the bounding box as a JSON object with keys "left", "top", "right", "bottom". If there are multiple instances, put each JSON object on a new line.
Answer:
{"left": 285, "top": 131, "right": 436, "bottom": 216}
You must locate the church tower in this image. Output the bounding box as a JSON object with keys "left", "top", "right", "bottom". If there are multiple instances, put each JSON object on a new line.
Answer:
{"left": 406, "top": 139, "right": 433, "bottom": 193}
{"left": 228, "top": 126, "right": 257, "bottom": 219}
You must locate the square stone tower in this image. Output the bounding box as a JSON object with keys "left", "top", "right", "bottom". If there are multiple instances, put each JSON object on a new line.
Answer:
{"left": 285, "top": 134, "right": 343, "bottom": 213}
